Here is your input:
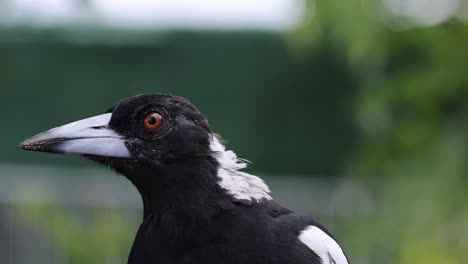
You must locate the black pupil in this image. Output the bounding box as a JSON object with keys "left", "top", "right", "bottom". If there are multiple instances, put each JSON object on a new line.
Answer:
{"left": 147, "top": 116, "right": 157, "bottom": 125}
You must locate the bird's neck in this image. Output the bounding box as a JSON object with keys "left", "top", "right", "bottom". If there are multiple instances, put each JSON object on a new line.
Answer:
{"left": 114, "top": 136, "right": 272, "bottom": 224}
{"left": 128, "top": 157, "right": 233, "bottom": 221}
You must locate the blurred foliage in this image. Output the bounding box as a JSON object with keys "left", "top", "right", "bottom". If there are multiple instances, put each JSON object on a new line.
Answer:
{"left": 289, "top": 0, "right": 468, "bottom": 263}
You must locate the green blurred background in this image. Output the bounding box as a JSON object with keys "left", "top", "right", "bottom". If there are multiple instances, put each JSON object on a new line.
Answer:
{"left": 1, "top": 0, "right": 468, "bottom": 263}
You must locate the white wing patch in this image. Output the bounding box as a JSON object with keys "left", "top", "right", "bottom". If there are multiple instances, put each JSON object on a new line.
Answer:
{"left": 210, "top": 135, "right": 272, "bottom": 202}
{"left": 298, "top": 226, "right": 348, "bottom": 264}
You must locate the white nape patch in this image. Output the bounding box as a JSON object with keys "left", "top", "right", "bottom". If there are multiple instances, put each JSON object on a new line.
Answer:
{"left": 210, "top": 136, "right": 271, "bottom": 202}
{"left": 298, "top": 226, "right": 348, "bottom": 264}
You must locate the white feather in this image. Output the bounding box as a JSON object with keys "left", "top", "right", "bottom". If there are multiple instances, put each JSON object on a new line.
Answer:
{"left": 210, "top": 136, "right": 271, "bottom": 201}
{"left": 298, "top": 226, "right": 348, "bottom": 264}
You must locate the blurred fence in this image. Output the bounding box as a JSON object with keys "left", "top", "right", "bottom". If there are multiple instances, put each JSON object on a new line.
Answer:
{"left": 0, "top": 164, "right": 372, "bottom": 264}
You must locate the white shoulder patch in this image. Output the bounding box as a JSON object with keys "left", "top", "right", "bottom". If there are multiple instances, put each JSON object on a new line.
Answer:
{"left": 298, "top": 226, "right": 349, "bottom": 264}
{"left": 210, "top": 135, "right": 272, "bottom": 202}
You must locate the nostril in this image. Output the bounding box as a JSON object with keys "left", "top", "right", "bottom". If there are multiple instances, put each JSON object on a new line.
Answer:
{"left": 91, "top": 126, "right": 105, "bottom": 129}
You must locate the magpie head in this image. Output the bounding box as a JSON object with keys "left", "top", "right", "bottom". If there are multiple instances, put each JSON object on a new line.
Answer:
{"left": 20, "top": 93, "right": 271, "bottom": 205}
{"left": 19, "top": 94, "right": 213, "bottom": 170}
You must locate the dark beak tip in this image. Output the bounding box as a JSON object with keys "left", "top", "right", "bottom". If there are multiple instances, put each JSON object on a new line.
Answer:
{"left": 18, "top": 135, "right": 53, "bottom": 152}
{"left": 18, "top": 138, "right": 38, "bottom": 151}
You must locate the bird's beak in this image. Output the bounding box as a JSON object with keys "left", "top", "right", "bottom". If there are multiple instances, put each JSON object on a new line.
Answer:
{"left": 19, "top": 113, "right": 131, "bottom": 158}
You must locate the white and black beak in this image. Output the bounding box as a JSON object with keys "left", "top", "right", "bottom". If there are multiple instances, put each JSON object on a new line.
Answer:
{"left": 19, "top": 113, "right": 131, "bottom": 158}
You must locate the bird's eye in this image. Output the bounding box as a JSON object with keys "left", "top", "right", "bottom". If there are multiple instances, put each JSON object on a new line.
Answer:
{"left": 143, "top": 112, "right": 163, "bottom": 131}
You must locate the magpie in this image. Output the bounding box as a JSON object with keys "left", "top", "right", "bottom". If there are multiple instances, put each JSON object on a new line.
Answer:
{"left": 19, "top": 94, "right": 350, "bottom": 264}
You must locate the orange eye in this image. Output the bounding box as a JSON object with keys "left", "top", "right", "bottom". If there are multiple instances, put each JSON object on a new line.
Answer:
{"left": 143, "top": 112, "right": 163, "bottom": 130}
